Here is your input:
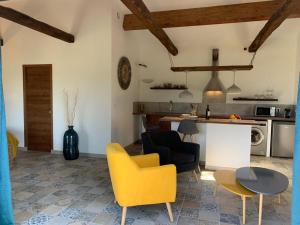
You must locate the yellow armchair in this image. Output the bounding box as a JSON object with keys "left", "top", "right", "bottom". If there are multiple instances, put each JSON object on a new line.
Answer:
{"left": 7, "top": 132, "right": 19, "bottom": 169}
{"left": 106, "top": 143, "right": 177, "bottom": 225}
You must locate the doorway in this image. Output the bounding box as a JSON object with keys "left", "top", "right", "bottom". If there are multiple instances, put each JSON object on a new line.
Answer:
{"left": 23, "top": 64, "right": 53, "bottom": 152}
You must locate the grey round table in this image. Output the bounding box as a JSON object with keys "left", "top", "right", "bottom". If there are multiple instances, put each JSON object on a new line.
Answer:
{"left": 236, "top": 167, "right": 289, "bottom": 225}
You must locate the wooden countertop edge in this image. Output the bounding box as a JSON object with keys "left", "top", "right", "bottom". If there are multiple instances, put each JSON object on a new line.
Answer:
{"left": 133, "top": 112, "right": 183, "bottom": 116}
{"left": 160, "top": 116, "right": 266, "bottom": 126}
{"left": 133, "top": 112, "right": 295, "bottom": 122}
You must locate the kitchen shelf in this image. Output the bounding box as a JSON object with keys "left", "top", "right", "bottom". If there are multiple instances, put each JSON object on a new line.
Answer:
{"left": 233, "top": 97, "right": 278, "bottom": 102}
{"left": 150, "top": 87, "right": 187, "bottom": 90}
{"left": 171, "top": 65, "right": 253, "bottom": 72}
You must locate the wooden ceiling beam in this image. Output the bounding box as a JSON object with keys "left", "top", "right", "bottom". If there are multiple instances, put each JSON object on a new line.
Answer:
{"left": 121, "top": 0, "right": 178, "bottom": 56}
{"left": 123, "top": 0, "right": 300, "bottom": 30}
{"left": 0, "top": 6, "right": 74, "bottom": 43}
{"left": 171, "top": 65, "right": 254, "bottom": 72}
{"left": 248, "top": 0, "right": 298, "bottom": 52}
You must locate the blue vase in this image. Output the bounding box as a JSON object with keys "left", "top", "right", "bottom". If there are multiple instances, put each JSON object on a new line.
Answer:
{"left": 63, "top": 126, "right": 79, "bottom": 160}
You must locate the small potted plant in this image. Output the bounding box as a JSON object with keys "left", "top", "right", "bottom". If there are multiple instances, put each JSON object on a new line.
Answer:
{"left": 63, "top": 89, "right": 79, "bottom": 160}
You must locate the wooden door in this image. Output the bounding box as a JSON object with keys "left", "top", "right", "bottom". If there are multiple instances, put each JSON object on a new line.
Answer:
{"left": 23, "top": 65, "right": 53, "bottom": 152}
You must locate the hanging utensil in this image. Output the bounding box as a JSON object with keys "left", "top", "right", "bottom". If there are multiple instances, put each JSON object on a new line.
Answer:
{"left": 179, "top": 71, "right": 193, "bottom": 98}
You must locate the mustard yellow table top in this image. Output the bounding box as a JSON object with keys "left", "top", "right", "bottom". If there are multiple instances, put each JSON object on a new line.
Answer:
{"left": 214, "top": 170, "right": 256, "bottom": 197}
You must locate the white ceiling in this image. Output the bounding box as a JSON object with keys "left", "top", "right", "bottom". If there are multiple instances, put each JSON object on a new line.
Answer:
{"left": 1, "top": 0, "right": 299, "bottom": 40}
{"left": 116, "top": 0, "right": 300, "bottom": 39}
{"left": 119, "top": 0, "right": 272, "bottom": 13}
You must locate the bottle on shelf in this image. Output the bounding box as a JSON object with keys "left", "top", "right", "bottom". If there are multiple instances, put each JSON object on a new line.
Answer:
{"left": 206, "top": 105, "right": 211, "bottom": 119}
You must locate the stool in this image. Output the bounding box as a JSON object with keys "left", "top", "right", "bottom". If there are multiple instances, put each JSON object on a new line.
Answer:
{"left": 177, "top": 119, "right": 199, "bottom": 142}
{"left": 214, "top": 170, "right": 256, "bottom": 224}
{"left": 177, "top": 120, "right": 200, "bottom": 173}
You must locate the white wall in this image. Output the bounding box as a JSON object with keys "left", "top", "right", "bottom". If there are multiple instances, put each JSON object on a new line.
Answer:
{"left": 111, "top": 0, "right": 140, "bottom": 146}
{"left": 294, "top": 33, "right": 300, "bottom": 93}
{"left": 136, "top": 19, "right": 300, "bottom": 104}
{"left": 297, "top": 34, "right": 300, "bottom": 73}
{"left": 2, "top": 0, "right": 112, "bottom": 154}
{"left": 2, "top": 0, "right": 300, "bottom": 154}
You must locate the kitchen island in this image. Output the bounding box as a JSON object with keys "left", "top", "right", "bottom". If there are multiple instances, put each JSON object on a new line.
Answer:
{"left": 160, "top": 116, "right": 266, "bottom": 170}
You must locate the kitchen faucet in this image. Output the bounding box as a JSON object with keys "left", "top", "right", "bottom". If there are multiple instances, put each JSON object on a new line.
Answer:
{"left": 191, "top": 103, "right": 199, "bottom": 116}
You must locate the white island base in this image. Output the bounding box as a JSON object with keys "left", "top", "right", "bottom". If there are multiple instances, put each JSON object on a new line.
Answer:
{"left": 171, "top": 122, "right": 251, "bottom": 170}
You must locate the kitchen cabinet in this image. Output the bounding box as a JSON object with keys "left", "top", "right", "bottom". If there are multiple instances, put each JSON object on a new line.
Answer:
{"left": 146, "top": 114, "right": 171, "bottom": 132}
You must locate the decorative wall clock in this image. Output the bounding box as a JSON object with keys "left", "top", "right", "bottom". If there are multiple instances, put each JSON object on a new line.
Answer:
{"left": 118, "top": 57, "right": 131, "bottom": 90}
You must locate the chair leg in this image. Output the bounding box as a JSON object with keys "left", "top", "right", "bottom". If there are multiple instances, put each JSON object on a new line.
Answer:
{"left": 214, "top": 185, "right": 217, "bottom": 197}
{"left": 166, "top": 203, "right": 174, "bottom": 222}
{"left": 258, "top": 194, "right": 263, "bottom": 225}
{"left": 193, "top": 170, "right": 199, "bottom": 183}
{"left": 198, "top": 165, "right": 201, "bottom": 174}
{"left": 121, "top": 207, "right": 127, "bottom": 225}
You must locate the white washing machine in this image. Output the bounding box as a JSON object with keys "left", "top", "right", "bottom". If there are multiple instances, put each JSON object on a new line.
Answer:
{"left": 251, "top": 121, "right": 268, "bottom": 156}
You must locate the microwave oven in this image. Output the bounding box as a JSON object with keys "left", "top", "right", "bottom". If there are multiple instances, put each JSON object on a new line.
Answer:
{"left": 255, "top": 106, "right": 276, "bottom": 117}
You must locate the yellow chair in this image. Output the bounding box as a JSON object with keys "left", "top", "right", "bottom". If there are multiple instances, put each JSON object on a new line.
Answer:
{"left": 7, "top": 131, "right": 19, "bottom": 169}
{"left": 106, "top": 143, "right": 177, "bottom": 225}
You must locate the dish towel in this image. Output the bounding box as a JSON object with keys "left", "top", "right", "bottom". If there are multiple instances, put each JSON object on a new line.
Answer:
{"left": 0, "top": 48, "right": 15, "bottom": 224}
{"left": 292, "top": 75, "right": 300, "bottom": 225}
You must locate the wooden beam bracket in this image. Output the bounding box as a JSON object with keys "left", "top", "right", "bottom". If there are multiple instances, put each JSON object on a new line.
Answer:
{"left": 123, "top": 0, "right": 300, "bottom": 30}
{"left": 121, "top": 0, "right": 178, "bottom": 55}
{"left": 249, "top": 0, "right": 298, "bottom": 52}
{"left": 0, "top": 6, "right": 75, "bottom": 43}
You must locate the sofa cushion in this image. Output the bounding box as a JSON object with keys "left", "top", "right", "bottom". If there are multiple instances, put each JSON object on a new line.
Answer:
{"left": 171, "top": 152, "right": 195, "bottom": 165}
{"left": 149, "top": 131, "right": 182, "bottom": 151}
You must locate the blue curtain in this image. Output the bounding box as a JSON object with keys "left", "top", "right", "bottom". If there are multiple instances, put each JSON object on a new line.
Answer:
{"left": 0, "top": 48, "right": 15, "bottom": 224}
{"left": 292, "top": 76, "right": 300, "bottom": 225}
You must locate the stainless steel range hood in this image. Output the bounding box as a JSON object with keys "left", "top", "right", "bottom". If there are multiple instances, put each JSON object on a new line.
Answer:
{"left": 203, "top": 49, "right": 226, "bottom": 95}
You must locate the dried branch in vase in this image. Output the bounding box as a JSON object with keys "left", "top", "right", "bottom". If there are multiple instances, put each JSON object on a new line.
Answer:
{"left": 63, "top": 89, "right": 78, "bottom": 126}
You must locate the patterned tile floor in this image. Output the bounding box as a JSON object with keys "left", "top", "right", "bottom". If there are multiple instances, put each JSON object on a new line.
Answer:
{"left": 11, "top": 150, "right": 292, "bottom": 225}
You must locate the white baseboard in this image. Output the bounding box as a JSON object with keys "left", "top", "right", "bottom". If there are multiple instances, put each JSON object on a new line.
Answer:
{"left": 18, "top": 147, "right": 28, "bottom": 151}
{"left": 51, "top": 150, "right": 106, "bottom": 159}
{"left": 205, "top": 165, "right": 236, "bottom": 171}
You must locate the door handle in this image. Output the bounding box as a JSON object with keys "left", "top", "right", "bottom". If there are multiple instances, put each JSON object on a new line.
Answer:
{"left": 49, "top": 110, "right": 52, "bottom": 114}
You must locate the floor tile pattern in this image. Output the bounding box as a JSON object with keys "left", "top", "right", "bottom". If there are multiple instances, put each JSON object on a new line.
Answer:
{"left": 11, "top": 151, "right": 292, "bottom": 225}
